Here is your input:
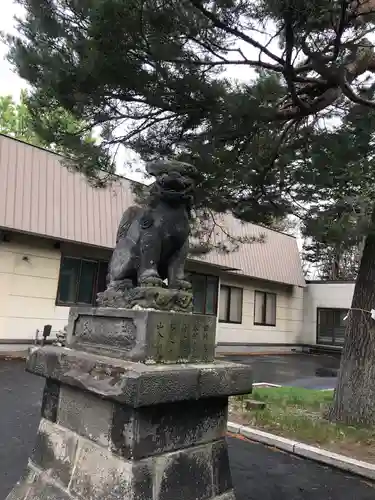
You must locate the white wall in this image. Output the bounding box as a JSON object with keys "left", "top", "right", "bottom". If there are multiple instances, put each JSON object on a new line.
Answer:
{"left": 303, "top": 282, "right": 355, "bottom": 344}
{"left": 0, "top": 232, "right": 306, "bottom": 349}
{"left": 216, "top": 274, "right": 304, "bottom": 348}
{"left": 0, "top": 233, "right": 69, "bottom": 341}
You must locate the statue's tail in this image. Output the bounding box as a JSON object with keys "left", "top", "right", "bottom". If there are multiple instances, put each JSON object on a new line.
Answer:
{"left": 115, "top": 205, "right": 144, "bottom": 243}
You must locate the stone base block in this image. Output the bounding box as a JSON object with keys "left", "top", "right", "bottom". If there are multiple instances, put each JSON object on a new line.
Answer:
{"left": 66, "top": 307, "right": 216, "bottom": 363}
{"left": 8, "top": 412, "right": 234, "bottom": 500}
{"left": 39, "top": 380, "right": 228, "bottom": 460}
{"left": 27, "top": 346, "right": 252, "bottom": 406}
{"left": 9, "top": 462, "right": 236, "bottom": 500}
{"left": 6, "top": 342, "right": 252, "bottom": 500}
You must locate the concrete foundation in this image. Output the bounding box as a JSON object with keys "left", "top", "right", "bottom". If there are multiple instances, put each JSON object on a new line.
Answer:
{"left": 7, "top": 308, "right": 252, "bottom": 500}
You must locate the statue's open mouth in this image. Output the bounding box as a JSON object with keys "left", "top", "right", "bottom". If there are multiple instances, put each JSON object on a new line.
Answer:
{"left": 157, "top": 177, "right": 193, "bottom": 197}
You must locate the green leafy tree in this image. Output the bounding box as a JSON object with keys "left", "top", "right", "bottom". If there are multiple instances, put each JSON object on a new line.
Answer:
{"left": 0, "top": 89, "right": 97, "bottom": 176}
{"left": 302, "top": 211, "right": 364, "bottom": 281}
{"left": 6, "top": 0, "right": 375, "bottom": 424}
{"left": 0, "top": 91, "right": 35, "bottom": 142}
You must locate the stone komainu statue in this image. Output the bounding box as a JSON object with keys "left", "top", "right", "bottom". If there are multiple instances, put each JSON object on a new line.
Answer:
{"left": 98, "top": 159, "right": 199, "bottom": 310}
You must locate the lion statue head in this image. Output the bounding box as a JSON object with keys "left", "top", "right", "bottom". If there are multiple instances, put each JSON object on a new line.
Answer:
{"left": 146, "top": 159, "right": 199, "bottom": 213}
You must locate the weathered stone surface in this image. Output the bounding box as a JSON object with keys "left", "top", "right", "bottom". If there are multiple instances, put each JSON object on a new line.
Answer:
{"left": 5, "top": 465, "right": 39, "bottom": 500}
{"left": 57, "top": 386, "right": 113, "bottom": 447}
{"left": 199, "top": 365, "right": 253, "bottom": 398}
{"left": 8, "top": 447, "right": 236, "bottom": 500}
{"left": 41, "top": 380, "right": 60, "bottom": 423}
{"left": 156, "top": 445, "right": 214, "bottom": 500}
{"left": 134, "top": 366, "right": 199, "bottom": 405}
{"left": 31, "top": 419, "right": 79, "bottom": 487}
{"left": 98, "top": 286, "right": 193, "bottom": 313}
{"left": 69, "top": 441, "right": 134, "bottom": 500}
{"left": 212, "top": 439, "right": 233, "bottom": 496}
{"left": 215, "top": 491, "right": 236, "bottom": 500}
{"left": 11, "top": 428, "right": 233, "bottom": 500}
{"left": 131, "top": 460, "right": 154, "bottom": 500}
{"left": 66, "top": 307, "right": 216, "bottom": 364}
{"left": 26, "top": 477, "right": 72, "bottom": 500}
{"left": 69, "top": 311, "right": 137, "bottom": 356}
{"left": 39, "top": 379, "right": 229, "bottom": 461}
{"left": 26, "top": 346, "right": 252, "bottom": 407}
{"left": 111, "top": 397, "right": 228, "bottom": 459}
{"left": 146, "top": 309, "right": 216, "bottom": 363}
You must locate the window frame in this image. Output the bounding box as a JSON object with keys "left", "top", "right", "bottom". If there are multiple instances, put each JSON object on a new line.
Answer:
{"left": 187, "top": 271, "right": 219, "bottom": 316}
{"left": 219, "top": 285, "right": 243, "bottom": 324}
{"left": 56, "top": 256, "right": 109, "bottom": 307}
{"left": 253, "top": 290, "right": 277, "bottom": 327}
{"left": 316, "top": 307, "right": 347, "bottom": 346}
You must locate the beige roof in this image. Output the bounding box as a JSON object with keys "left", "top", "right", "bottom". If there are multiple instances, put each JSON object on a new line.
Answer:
{"left": 0, "top": 134, "right": 305, "bottom": 287}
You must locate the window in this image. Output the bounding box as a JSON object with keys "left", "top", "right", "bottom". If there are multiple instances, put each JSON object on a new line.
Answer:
{"left": 317, "top": 308, "right": 347, "bottom": 346}
{"left": 57, "top": 257, "right": 108, "bottom": 306}
{"left": 254, "top": 291, "right": 276, "bottom": 326}
{"left": 219, "top": 285, "right": 243, "bottom": 323}
{"left": 188, "top": 273, "right": 218, "bottom": 315}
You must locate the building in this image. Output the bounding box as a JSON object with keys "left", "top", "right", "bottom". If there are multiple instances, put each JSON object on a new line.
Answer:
{"left": 303, "top": 281, "right": 355, "bottom": 349}
{"left": 0, "top": 134, "right": 310, "bottom": 354}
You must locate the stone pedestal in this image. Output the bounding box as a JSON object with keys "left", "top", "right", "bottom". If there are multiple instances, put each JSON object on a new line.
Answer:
{"left": 66, "top": 307, "right": 217, "bottom": 363}
{"left": 7, "top": 308, "right": 252, "bottom": 500}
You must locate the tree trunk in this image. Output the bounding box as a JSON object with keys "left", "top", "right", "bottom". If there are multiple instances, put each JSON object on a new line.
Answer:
{"left": 332, "top": 246, "right": 340, "bottom": 280}
{"left": 329, "top": 205, "right": 375, "bottom": 425}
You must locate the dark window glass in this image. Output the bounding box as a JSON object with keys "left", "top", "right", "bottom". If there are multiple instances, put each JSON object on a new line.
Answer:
{"left": 254, "top": 291, "right": 277, "bottom": 326}
{"left": 57, "top": 257, "right": 80, "bottom": 303}
{"left": 317, "top": 308, "right": 347, "bottom": 346}
{"left": 191, "top": 274, "right": 206, "bottom": 314}
{"left": 77, "top": 260, "right": 97, "bottom": 304}
{"left": 229, "top": 287, "right": 243, "bottom": 323}
{"left": 57, "top": 257, "right": 109, "bottom": 306}
{"left": 96, "top": 261, "right": 109, "bottom": 295}
{"left": 187, "top": 272, "right": 218, "bottom": 315}
{"left": 206, "top": 277, "right": 218, "bottom": 315}
{"left": 219, "top": 286, "right": 229, "bottom": 322}
{"left": 219, "top": 285, "right": 243, "bottom": 323}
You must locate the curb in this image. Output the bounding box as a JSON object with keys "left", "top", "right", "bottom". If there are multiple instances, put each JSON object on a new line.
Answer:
{"left": 0, "top": 351, "right": 28, "bottom": 360}
{"left": 227, "top": 422, "right": 375, "bottom": 481}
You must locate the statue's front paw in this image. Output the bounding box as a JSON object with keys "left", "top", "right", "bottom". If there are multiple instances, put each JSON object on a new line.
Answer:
{"left": 139, "top": 275, "right": 165, "bottom": 288}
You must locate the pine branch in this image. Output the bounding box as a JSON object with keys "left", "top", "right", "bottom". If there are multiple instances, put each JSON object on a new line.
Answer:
{"left": 188, "top": 0, "right": 284, "bottom": 65}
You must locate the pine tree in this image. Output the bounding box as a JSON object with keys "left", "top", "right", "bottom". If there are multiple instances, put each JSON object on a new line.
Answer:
{"left": 7, "top": 0, "right": 375, "bottom": 424}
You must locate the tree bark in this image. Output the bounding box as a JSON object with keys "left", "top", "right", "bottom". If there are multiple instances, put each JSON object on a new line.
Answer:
{"left": 332, "top": 246, "right": 341, "bottom": 280}
{"left": 329, "top": 204, "right": 375, "bottom": 425}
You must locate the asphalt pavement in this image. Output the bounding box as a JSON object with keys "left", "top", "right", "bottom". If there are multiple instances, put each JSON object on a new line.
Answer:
{"left": 1, "top": 357, "right": 374, "bottom": 500}
{"left": 226, "top": 353, "right": 340, "bottom": 390}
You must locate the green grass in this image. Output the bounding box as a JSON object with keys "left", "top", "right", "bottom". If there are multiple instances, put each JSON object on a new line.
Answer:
{"left": 230, "top": 387, "right": 375, "bottom": 461}
{"left": 251, "top": 386, "right": 334, "bottom": 410}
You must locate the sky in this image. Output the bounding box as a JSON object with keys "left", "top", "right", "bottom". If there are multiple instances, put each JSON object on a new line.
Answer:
{"left": 0, "top": 1, "right": 27, "bottom": 99}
